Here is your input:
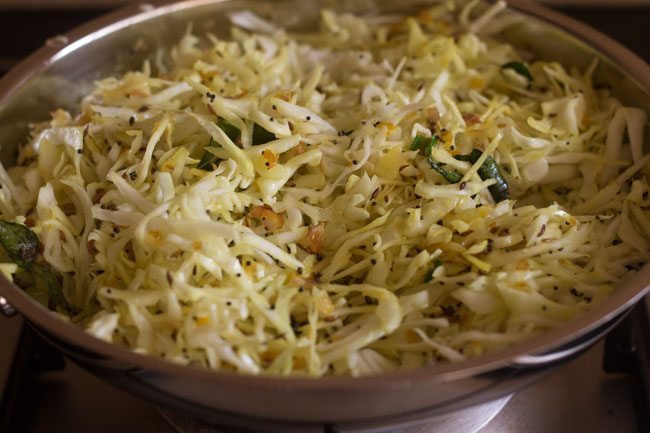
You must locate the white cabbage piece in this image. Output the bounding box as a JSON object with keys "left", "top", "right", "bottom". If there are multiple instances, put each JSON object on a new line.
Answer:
{"left": 541, "top": 94, "right": 585, "bottom": 135}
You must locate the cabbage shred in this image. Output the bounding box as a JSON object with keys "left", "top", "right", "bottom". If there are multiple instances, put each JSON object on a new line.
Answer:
{"left": 0, "top": 2, "right": 648, "bottom": 377}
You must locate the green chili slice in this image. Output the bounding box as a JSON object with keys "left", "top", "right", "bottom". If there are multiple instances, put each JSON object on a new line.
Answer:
{"left": 427, "top": 158, "right": 463, "bottom": 183}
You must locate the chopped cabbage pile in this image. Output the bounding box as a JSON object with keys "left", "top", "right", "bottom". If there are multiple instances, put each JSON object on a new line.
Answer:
{"left": 0, "top": 1, "right": 648, "bottom": 377}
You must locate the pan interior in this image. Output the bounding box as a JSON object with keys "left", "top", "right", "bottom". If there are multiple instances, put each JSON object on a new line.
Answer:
{"left": 0, "top": 0, "right": 648, "bottom": 385}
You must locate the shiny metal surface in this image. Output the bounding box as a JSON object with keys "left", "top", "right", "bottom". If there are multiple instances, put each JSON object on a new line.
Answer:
{"left": 0, "top": 0, "right": 648, "bottom": 424}
{"left": 0, "top": 296, "right": 16, "bottom": 317}
{"left": 160, "top": 396, "right": 513, "bottom": 433}
{"left": 2, "top": 316, "right": 639, "bottom": 433}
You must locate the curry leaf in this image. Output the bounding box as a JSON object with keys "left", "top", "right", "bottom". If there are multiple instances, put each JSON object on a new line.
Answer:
{"left": 0, "top": 221, "right": 69, "bottom": 312}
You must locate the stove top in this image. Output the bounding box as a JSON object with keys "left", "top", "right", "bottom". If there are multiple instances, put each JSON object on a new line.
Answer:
{"left": 159, "top": 396, "right": 513, "bottom": 433}
{"left": 0, "top": 4, "right": 649, "bottom": 433}
{"left": 0, "top": 303, "right": 647, "bottom": 433}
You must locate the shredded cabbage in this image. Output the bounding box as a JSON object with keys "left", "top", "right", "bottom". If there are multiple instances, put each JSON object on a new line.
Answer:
{"left": 0, "top": 3, "right": 648, "bottom": 377}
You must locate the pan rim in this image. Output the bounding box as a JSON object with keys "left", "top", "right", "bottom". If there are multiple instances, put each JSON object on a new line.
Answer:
{"left": 0, "top": 0, "right": 648, "bottom": 390}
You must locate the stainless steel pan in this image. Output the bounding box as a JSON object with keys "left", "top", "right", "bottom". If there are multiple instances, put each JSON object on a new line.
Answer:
{"left": 0, "top": 0, "right": 648, "bottom": 431}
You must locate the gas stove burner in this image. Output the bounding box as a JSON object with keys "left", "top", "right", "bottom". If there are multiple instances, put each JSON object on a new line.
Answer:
{"left": 159, "top": 395, "right": 511, "bottom": 433}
